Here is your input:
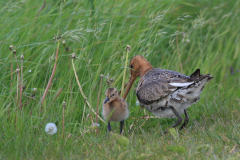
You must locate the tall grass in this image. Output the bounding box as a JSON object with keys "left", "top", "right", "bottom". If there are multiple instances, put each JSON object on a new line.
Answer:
{"left": 0, "top": 0, "right": 240, "bottom": 159}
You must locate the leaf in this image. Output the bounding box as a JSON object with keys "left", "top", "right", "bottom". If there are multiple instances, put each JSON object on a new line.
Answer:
{"left": 111, "top": 133, "right": 129, "bottom": 146}
{"left": 166, "top": 145, "right": 186, "bottom": 154}
{"left": 169, "top": 128, "right": 178, "bottom": 139}
{"left": 197, "top": 144, "right": 211, "bottom": 152}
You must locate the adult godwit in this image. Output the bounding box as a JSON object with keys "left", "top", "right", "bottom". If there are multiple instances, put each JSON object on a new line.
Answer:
{"left": 123, "top": 55, "right": 213, "bottom": 132}
{"left": 102, "top": 88, "right": 129, "bottom": 134}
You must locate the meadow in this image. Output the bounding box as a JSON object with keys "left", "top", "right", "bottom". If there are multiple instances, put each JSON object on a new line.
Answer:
{"left": 1, "top": 0, "right": 240, "bottom": 159}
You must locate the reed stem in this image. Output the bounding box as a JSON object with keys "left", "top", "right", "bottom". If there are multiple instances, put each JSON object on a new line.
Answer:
{"left": 63, "top": 101, "right": 66, "bottom": 140}
{"left": 121, "top": 45, "right": 131, "bottom": 97}
{"left": 41, "top": 42, "right": 60, "bottom": 109}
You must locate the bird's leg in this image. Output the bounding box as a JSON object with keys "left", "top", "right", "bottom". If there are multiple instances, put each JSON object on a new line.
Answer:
{"left": 107, "top": 121, "right": 111, "bottom": 132}
{"left": 120, "top": 120, "right": 124, "bottom": 134}
{"left": 168, "top": 106, "right": 183, "bottom": 128}
{"left": 179, "top": 109, "right": 189, "bottom": 130}
{"left": 164, "top": 106, "right": 182, "bottom": 134}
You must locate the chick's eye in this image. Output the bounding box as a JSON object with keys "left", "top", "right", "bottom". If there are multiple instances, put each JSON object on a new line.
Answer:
{"left": 130, "top": 65, "right": 133, "bottom": 68}
{"left": 112, "top": 94, "right": 115, "bottom": 97}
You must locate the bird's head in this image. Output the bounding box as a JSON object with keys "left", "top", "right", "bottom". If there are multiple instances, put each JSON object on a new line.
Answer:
{"left": 104, "top": 88, "right": 119, "bottom": 104}
{"left": 123, "top": 55, "right": 153, "bottom": 99}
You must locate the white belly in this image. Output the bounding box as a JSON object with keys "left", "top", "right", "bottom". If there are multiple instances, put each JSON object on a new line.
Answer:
{"left": 140, "top": 96, "right": 192, "bottom": 118}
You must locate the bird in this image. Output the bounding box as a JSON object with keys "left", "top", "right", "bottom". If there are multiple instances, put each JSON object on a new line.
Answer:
{"left": 122, "top": 55, "right": 213, "bottom": 132}
{"left": 102, "top": 88, "right": 129, "bottom": 134}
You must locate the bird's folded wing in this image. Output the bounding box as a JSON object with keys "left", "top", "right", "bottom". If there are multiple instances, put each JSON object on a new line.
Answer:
{"left": 136, "top": 69, "right": 193, "bottom": 104}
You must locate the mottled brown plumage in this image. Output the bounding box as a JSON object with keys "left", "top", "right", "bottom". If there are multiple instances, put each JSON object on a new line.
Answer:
{"left": 102, "top": 88, "right": 129, "bottom": 134}
{"left": 123, "top": 55, "right": 213, "bottom": 132}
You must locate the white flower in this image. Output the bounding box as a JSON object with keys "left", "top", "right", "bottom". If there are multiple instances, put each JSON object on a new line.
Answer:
{"left": 29, "top": 70, "right": 32, "bottom": 72}
{"left": 9, "top": 45, "right": 13, "bottom": 50}
{"left": 126, "top": 45, "right": 131, "bottom": 52}
{"left": 136, "top": 100, "right": 140, "bottom": 106}
{"left": 45, "top": 123, "right": 57, "bottom": 135}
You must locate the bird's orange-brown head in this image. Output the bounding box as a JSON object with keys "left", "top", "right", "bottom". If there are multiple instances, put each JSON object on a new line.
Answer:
{"left": 123, "top": 55, "right": 153, "bottom": 99}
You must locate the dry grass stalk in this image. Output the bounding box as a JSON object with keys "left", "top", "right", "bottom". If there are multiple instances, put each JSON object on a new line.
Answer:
{"left": 95, "top": 74, "right": 104, "bottom": 134}
{"left": 81, "top": 99, "right": 87, "bottom": 124}
{"left": 9, "top": 46, "right": 13, "bottom": 114}
{"left": 121, "top": 45, "right": 131, "bottom": 97}
{"left": 63, "top": 101, "right": 66, "bottom": 140}
{"left": 41, "top": 42, "right": 60, "bottom": 109}
{"left": 71, "top": 59, "right": 106, "bottom": 123}
{"left": 64, "top": 134, "right": 71, "bottom": 146}
{"left": 24, "top": 95, "right": 37, "bottom": 101}
{"left": 47, "top": 88, "right": 62, "bottom": 108}
{"left": 86, "top": 114, "right": 94, "bottom": 125}
{"left": 16, "top": 69, "right": 20, "bottom": 104}
{"left": 130, "top": 114, "right": 150, "bottom": 134}
{"left": 19, "top": 55, "right": 24, "bottom": 109}
{"left": 36, "top": 0, "right": 46, "bottom": 17}
{"left": 129, "top": 114, "right": 159, "bottom": 119}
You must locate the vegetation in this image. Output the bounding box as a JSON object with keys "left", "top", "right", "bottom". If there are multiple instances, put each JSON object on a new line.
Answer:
{"left": 1, "top": 0, "right": 240, "bottom": 159}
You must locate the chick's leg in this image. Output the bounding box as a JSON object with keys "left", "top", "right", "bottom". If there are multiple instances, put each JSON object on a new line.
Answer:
{"left": 107, "top": 121, "right": 111, "bottom": 132}
{"left": 120, "top": 120, "right": 124, "bottom": 134}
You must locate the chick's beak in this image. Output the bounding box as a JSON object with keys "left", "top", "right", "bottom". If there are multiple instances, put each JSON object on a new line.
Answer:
{"left": 104, "top": 97, "right": 110, "bottom": 104}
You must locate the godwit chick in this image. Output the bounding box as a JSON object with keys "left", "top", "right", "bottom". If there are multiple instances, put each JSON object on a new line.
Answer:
{"left": 102, "top": 88, "right": 129, "bottom": 134}
{"left": 123, "top": 55, "right": 213, "bottom": 132}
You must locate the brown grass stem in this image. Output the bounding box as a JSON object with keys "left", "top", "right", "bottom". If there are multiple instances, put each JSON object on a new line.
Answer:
{"left": 121, "top": 46, "right": 130, "bottom": 97}
{"left": 19, "top": 99, "right": 32, "bottom": 108}
{"left": 41, "top": 42, "right": 60, "bottom": 109}
{"left": 129, "top": 115, "right": 159, "bottom": 119}
{"left": 81, "top": 100, "right": 87, "bottom": 124}
{"left": 36, "top": 0, "right": 46, "bottom": 17}
{"left": 24, "top": 95, "right": 37, "bottom": 101}
{"left": 130, "top": 114, "right": 149, "bottom": 135}
{"left": 16, "top": 70, "right": 19, "bottom": 104}
{"left": 19, "top": 56, "right": 24, "bottom": 109}
{"left": 13, "top": 50, "right": 20, "bottom": 106}
{"left": 63, "top": 101, "right": 66, "bottom": 140}
{"left": 47, "top": 88, "right": 62, "bottom": 108}
{"left": 64, "top": 134, "right": 71, "bottom": 146}
{"left": 68, "top": 57, "right": 72, "bottom": 104}
{"left": 9, "top": 55, "right": 13, "bottom": 115}
{"left": 10, "top": 55, "right": 13, "bottom": 87}
{"left": 86, "top": 114, "right": 94, "bottom": 125}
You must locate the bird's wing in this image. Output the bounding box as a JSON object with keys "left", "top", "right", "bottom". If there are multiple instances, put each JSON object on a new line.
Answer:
{"left": 136, "top": 68, "right": 194, "bottom": 104}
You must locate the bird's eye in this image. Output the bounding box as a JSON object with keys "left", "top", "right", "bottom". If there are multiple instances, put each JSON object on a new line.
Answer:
{"left": 112, "top": 94, "right": 115, "bottom": 97}
{"left": 130, "top": 65, "right": 133, "bottom": 68}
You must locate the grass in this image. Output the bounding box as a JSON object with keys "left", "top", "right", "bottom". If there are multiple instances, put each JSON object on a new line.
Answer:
{"left": 1, "top": 0, "right": 240, "bottom": 159}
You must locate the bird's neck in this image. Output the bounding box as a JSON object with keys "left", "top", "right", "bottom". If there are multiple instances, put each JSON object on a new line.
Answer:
{"left": 139, "top": 64, "right": 154, "bottom": 78}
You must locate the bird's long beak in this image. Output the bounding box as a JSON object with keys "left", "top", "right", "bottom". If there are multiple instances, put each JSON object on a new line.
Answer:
{"left": 123, "top": 76, "right": 136, "bottom": 99}
{"left": 104, "top": 97, "right": 110, "bottom": 104}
